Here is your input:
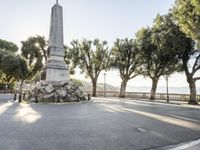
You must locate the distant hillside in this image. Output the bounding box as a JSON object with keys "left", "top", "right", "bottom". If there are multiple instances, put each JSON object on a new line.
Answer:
{"left": 126, "top": 86, "right": 200, "bottom": 94}
{"left": 77, "top": 80, "right": 119, "bottom": 91}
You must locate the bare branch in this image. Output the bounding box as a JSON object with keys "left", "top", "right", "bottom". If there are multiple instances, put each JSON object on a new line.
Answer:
{"left": 194, "top": 77, "right": 200, "bottom": 81}
{"left": 192, "top": 53, "right": 200, "bottom": 74}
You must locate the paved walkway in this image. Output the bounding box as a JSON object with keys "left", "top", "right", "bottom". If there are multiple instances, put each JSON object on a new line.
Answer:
{"left": 128, "top": 97, "right": 200, "bottom": 108}
{"left": 0, "top": 95, "right": 200, "bottom": 150}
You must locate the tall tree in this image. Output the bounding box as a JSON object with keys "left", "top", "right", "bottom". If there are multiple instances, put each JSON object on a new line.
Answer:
{"left": 177, "top": 41, "right": 200, "bottom": 104}
{"left": 0, "top": 52, "right": 20, "bottom": 85}
{"left": 0, "top": 51, "right": 29, "bottom": 97}
{"left": 173, "top": 0, "right": 200, "bottom": 104}
{"left": 135, "top": 14, "right": 181, "bottom": 100}
{"left": 0, "top": 39, "right": 18, "bottom": 84}
{"left": 21, "top": 36, "right": 44, "bottom": 91}
{"left": 67, "top": 39, "right": 109, "bottom": 97}
{"left": 110, "top": 38, "right": 141, "bottom": 97}
{"left": 0, "top": 39, "right": 19, "bottom": 83}
{"left": 173, "top": 0, "right": 200, "bottom": 46}
{"left": 1, "top": 53, "right": 30, "bottom": 102}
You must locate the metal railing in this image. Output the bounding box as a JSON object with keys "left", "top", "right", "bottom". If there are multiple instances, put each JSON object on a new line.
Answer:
{"left": 0, "top": 90, "right": 14, "bottom": 94}
{"left": 83, "top": 91, "right": 200, "bottom": 102}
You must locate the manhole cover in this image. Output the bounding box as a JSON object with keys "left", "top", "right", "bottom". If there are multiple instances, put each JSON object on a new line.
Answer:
{"left": 136, "top": 127, "right": 147, "bottom": 133}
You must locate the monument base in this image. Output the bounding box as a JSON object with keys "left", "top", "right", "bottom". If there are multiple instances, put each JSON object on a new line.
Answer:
{"left": 45, "top": 59, "right": 69, "bottom": 81}
{"left": 29, "top": 80, "right": 86, "bottom": 103}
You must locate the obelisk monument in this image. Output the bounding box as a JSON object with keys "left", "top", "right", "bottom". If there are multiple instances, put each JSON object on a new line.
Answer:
{"left": 45, "top": 0, "right": 69, "bottom": 81}
{"left": 30, "top": 1, "right": 86, "bottom": 103}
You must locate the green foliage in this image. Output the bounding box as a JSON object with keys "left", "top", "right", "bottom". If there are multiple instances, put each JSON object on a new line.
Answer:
{"left": 67, "top": 39, "right": 109, "bottom": 96}
{"left": 0, "top": 83, "right": 14, "bottom": 90}
{"left": 173, "top": 0, "right": 200, "bottom": 46}
{"left": 21, "top": 36, "right": 45, "bottom": 80}
{"left": 15, "top": 55, "right": 29, "bottom": 82}
{"left": 31, "top": 72, "right": 41, "bottom": 83}
{"left": 0, "top": 51, "right": 19, "bottom": 84}
{"left": 110, "top": 38, "right": 141, "bottom": 97}
{"left": 0, "top": 39, "right": 18, "bottom": 53}
{"left": 21, "top": 35, "right": 48, "bottom": 65}
{"left": 0, "top": 50, "right": 29, "bottom": 86}
{"left": 0, "top": 50, "right": 6, "bottom": 66}
{"left": 71, "top": 78, "right": 83, "bottom": 86}
{"left": 173, "top": 1, "right": 200, "bottom": 103}
{"left": 110, "top": 38, "right": 141, "bottom": 80}
{"left": 64, "top": 46, "right": 75, "bottom": 74}
{"left": 136, "top": 14, "right": 181, "bottom": 79}
{"left": 67, "top": 39, "right": 109, "bottom": 78}
{"left": 0, "top": 39, "right": 19, "bottom": 84}
{"left": 172, "top": 0, "right": 200, "bottom": 80}
{"left": 0, "top": 52, "right": 20, "bottom": 84}
{"left": 135, "top": 14, "right": 183, "bottom": 100}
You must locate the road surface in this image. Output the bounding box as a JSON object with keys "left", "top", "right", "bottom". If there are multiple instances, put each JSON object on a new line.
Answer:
{"left": 0, "top": 95, "right": 200, "bottom": 150}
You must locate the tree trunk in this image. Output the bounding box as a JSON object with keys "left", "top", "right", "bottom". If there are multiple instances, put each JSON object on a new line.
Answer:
{"left": 92, "top": 78, "right": 97, "bottom": 97}
{"left": 187, "top": 78, "right": 198, "bottom": 105}
{"left": 150, "top": 78, "right": 159, "bottom": 100}
{"left": 119, "top": 79, "right": 128, "bottom": 98}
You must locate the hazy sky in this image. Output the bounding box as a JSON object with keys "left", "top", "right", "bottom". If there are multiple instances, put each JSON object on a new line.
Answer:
{"left": 0, "top": 0, "right": 199, "bottom": 89}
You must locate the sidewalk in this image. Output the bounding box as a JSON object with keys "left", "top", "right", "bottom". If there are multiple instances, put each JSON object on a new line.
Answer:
{"left": 160, "top": 138, "right": 200, "bottom": 150}
{"left": 94, "top": 96, "right": 199, "bottom": 107}
{"left": 129, "top": 98, "right": 200, "bottom": 109}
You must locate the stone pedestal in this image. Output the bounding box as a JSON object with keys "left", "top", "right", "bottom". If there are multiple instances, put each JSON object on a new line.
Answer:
{"left": 29, "top": 80, "right": 86, "bottom": 103}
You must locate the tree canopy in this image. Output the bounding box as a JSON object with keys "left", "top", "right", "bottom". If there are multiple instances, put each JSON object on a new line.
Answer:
{"left": 67, "top": 39, "right": 109, "bottom": 96}
{"left": 0, "top": 39, "right": 18, "bottom": 53}
{"left": 21, "top": 36, "right": 45, "bottom": 79}
{"left": 173, "top": 1, "right": 200, "bottom": 104}
{"left": 0, "top": 51, "right": 19, "bottom": 84}
{"left": 0, "top": 50, "right": 29, "bottom": 86}
{"left": 173, "top": 0, "right": 200, "bottom": 46}
{"left": 21, "top": 35, "right": 48, "bottom": 65}
{"left": 0, "top": 39, "right": 19, "bottom": 85}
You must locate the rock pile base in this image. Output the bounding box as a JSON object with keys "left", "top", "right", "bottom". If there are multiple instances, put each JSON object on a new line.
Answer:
{"left": 29, "top": 80, "right": 86, "bottom": 103}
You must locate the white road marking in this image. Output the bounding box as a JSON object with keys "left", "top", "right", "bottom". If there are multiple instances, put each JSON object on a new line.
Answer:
{"left": 169, "top": 139, "right": 200, "bottom": 150}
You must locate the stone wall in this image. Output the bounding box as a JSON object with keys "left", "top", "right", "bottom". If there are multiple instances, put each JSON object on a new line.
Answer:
{"left": 29, "top": 80, "right": 86, "bottom": 103}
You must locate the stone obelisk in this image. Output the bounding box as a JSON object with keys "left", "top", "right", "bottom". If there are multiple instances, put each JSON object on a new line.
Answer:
{"left": 45, "top": 1, "right": 69, "bottom": 81}
{"left": 30, "top": 1, "right": 86, "bottom": 103}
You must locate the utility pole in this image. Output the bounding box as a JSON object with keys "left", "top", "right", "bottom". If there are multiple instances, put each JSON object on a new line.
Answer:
{"left": 104, "top": 73, "right": 106, "bottom": 97}
{"left": 166, "top": 75, "right": 169, "bottom": 102}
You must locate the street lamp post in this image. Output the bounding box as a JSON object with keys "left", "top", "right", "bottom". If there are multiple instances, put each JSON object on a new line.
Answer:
{"left": 104, "top": 73, "right": 106, "bottom": 97}
{"left": 5, "top": 84, "right": 8, "bottom": 94}
{"left": 166, "top": 75, "right": 169, "bottom": 102}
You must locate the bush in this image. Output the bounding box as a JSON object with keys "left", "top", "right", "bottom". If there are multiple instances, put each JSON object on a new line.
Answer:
{"left": 0, "top": 83, "right": 14, "bottom": 90}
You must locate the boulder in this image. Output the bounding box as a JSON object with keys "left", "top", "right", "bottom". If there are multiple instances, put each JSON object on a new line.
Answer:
{"left": 56, "top": 89, "right": 67, "bottom": 97}
{"left": 45, "top": 84, "right": 54, "bottom": 93}
{"left": 29, "top": 80, "right": 86, "bottom": 103}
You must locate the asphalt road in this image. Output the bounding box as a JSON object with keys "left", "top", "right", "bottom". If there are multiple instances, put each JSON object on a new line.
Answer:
{"left": 0, "top": 94, "right": 13, "bottom": 102}
{"left": 0, "top": 95, "right": 200, "bottom": 150}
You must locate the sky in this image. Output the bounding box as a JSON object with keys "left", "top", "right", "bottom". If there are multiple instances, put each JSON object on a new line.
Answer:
{"left": 0, "top": 0, "right": 199, "bottom": 90}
